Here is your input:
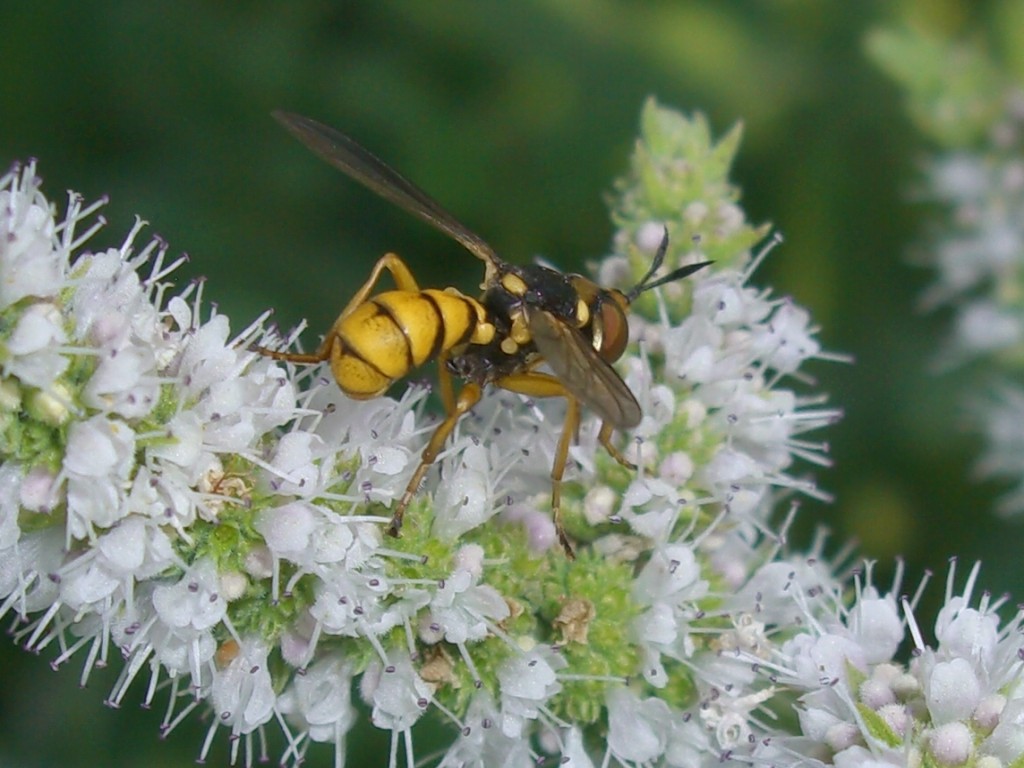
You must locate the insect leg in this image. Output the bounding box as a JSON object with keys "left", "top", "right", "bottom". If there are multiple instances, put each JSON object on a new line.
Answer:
{"left": 552, "top": 397, "right": 581, "bottom": 560}
{"left": 597, "top": 421, "right": 637, "bottom": 470}
{"left": 495, "top": 371, "right": 581, "bottom": 559}
{"left": 347, "top": 252, "right": 421, "bottom": 299}
{"left": 437, "top": 350, "right": 456, "bottom": 415}
{"left": 389, "top": 380, "right": 483, "bottom": 538}
{"left": 254, "top": 252, "right": 421, "bottom": 363}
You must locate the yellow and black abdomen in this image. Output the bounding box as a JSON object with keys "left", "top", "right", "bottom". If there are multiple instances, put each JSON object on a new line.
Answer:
{"left": 327, "top": 289, "right": 493, "bottom": 399}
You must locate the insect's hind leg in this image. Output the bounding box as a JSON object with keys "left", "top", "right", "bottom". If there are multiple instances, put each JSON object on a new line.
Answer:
{"left": 342, "top": 252, "right": 421, "bottom": 306}
{"left": 254, "top": 252, "right": 420, "bottom": 363}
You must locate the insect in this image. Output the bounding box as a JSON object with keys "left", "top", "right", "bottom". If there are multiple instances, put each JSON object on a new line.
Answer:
{"left": 257, "top": 110, "right": 709, "bottom": 558}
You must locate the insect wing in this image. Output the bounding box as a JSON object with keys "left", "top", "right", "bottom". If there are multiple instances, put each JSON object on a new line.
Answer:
{"left": 528, "top": 310, "right": 642, "bottom": 429}
{"left": 273, "top": 110, "right": 501, "bottom": 267}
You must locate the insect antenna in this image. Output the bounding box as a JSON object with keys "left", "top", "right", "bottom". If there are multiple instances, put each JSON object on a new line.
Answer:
{"left": 626, "top": 227, "right": 712, "bottom": 303}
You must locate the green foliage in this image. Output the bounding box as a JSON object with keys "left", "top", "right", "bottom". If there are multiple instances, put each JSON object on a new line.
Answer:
{"left": 867, "top": 26, "right": 1006, "bottom": 147}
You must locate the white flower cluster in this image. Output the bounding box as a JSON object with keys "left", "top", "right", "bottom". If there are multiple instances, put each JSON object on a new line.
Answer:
{"left": 4, "top": 100, "right": 1017, "bottom": 768}
{"left": 909, "top": 93, "right": 1024, "bottom": 516}
{"left": 0, "top": 154, "right": 811, "bottom": 766}
{"left": 761, "top": 560, "right": 1024, "bottom": 768}
{"left": 917, "top": 124, "right": 1024, "bottom": 367}
{"left": 0, "top": 160, "right": 301, "bottom": 745}
{"left": 870, "top": 27, "right": 1024, "bottom": 520}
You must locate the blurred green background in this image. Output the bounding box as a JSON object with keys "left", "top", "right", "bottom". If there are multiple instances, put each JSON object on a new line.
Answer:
{"left": 2, "top": 2, "right": 1020, "bottom": 766}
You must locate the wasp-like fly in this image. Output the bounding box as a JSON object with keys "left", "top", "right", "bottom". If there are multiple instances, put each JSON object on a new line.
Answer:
{"left": 257, "top": 111, "right": 708, "bottom": 558}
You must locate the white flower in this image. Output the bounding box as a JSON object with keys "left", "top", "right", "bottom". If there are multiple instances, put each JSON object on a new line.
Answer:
{"left": 433, "top": 440, "right": 499, "bottom": 540}
{"left": 985, "top": 698, "right": 1024, "bottom": 763}
{"left": 436, "top": 693, "right": 536, "bottom": 767}
{"left": 64, "top": 415, "right": 137, "bottom": 537}
{"left": 849, "top": 589, "right": 903, "bottom": 664}
{"left": 422, "top": 547, "right": 509, "bottom": 645}
{"left": 210, "top": 638, "right": 276, "bottom": 735}
{"left": 770, "top": 560, "right": 1024, "bottom": 768}
{"left": 5, "top": 301, "right": 68, "bottom": 388}
{"left": 152, "top": 559, "right": 227, "bottom": 633}
{"left": 0, "top": 162, "right": 65, "bottom": 309}
{"left": 896, "top": 87, "right": 1024, "bottom": 520}
{"left": 497, "top": 647, "right": 564, "bottom": 738}
{"left": 277, "top": 654, "right": 356, "bottom": 763}
{"left": 606, "top": 686, "right": 673, "bottom": 764}
{"left": 699, "top": 685, "right": 775, "bottom": 751}
{"left": 0, "top": 464, "right": 25, "bottom": 550}
{"left": 926, "top": 658, "right": 981, "bottom": 723}
{"left": 278, "top": 654, "right": 356, "bottom": 737}
{"left": 362, "top": 651, "right": 434, "bottom": 731}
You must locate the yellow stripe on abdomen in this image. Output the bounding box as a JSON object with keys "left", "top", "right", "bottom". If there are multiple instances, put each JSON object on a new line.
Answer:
{"left": 330, "top": 290, "right": 486, "bottom": 397}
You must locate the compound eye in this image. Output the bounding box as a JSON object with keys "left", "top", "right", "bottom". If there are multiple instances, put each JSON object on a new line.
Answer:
{"left": 598, "top": 301, "right": 630, "bottom": 362}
